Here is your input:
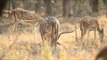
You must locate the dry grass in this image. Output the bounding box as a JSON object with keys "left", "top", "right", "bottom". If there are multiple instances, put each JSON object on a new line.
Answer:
{"left": 0, "top": 15, "right": 107, "bottom": 60}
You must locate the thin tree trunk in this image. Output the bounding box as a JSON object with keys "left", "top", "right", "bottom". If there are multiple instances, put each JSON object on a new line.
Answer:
{"left": 63, "top": 0, "right": 71, "bottom": 17}
{"left": 90, "top": 0, "right": 98, "bottom": 13}
{"left": 35, "top": 0, "right": 44, "bottom": 14}
{"left": 45, "top": 0, "right": 53, "bottom": 16}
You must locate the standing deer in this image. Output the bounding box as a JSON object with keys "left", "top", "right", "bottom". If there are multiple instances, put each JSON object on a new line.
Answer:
{"left": 10, "top": 8, "right": 43, "bottom": 29}
{"left": 9, "top": 8, "right": 43, "bottom": 40}
{"left": 80, "top": 16, "right": 104, "bottom": 42}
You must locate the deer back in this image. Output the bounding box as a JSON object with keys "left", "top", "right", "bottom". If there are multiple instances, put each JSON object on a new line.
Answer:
{"left": 80, "top": 17, "right": 99, "bottom": 31}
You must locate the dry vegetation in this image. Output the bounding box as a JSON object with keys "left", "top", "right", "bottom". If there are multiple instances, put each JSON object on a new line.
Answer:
{"left": 0, "top": 15, "right": 107, "bottom": 60}
{"left": 0, "top": 0, "right": 107, "bottom": 60}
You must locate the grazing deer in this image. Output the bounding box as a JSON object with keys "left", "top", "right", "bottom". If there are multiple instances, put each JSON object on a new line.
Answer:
{"left": 80, "top": 16, "right": 104, "bottom": 42}
{"left": 39, "top": 16, "right": 75, "bottom": 47}
{"left": 39, "top": 16, "right": 60, "bottom": 47}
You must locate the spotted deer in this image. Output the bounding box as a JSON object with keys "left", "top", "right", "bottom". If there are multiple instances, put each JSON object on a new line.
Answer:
{"left": 40, "top": 16, "right": 75, "bottom": 47}
{"left": 39, "top": 16, "right": 60, "bottom": 47}
{"left": 9, "top": 8, "right": 43, "bottom": 34}
{"left": 80, "top": 16, "right": 104, "bottom": 42}
{"left": 10, "top": 8, "right": 43, "bottom": 25}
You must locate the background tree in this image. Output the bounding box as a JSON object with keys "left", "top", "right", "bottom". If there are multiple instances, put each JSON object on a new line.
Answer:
{"left": 90, "top": 0, "right": 98, "bottom": 13}
{"left": 63, "top": 0, "right": 71, "bottom": 17}
{"left": 35, "top": 0, "right": 44, "bottom": 15}
{"left": 3, "top": 0, "right": 107, "bottom": 18}
{"left": 44, "top": 0, "right": 53, "bottom": 16}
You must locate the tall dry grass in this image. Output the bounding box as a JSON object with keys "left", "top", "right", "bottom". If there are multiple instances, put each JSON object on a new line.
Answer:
{"left": 0, "top": 15, "right": 107, "bottom": 60}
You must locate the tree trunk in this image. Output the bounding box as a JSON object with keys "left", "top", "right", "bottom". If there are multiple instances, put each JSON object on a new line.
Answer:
{"left": 44, "top": 0, "right": 53, "bottom": 16}
{"left": 63, "top": 0, "right": 71, "bottom": 17}
{"left": 90, "top": 0, "right": 98, "bottom": 13}
{"left": 35, "top": 0, "right": 44, "bottom": 14}
{"left": 11, "top": 0, "right": 17, "bottom": 9}
{"left": 103, "top": 0, "right": 107, "bottom": 15}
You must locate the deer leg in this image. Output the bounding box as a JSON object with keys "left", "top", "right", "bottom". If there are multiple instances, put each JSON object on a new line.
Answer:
{"left": 99, "top": 29, "right": 104, "bottom": 42}
{"left": 41, "top": 36, "right": 45, "bottom": 45}
{"left": 40, "top": 29, "right": 44, "bottom": 45}
{"left": 81, "top": 29, "right": 85, "bottom": 48}
{"left": 48, "top": 34, "right": 51, "bottom": 46}
{"left": 45, "top": 34, "right": 49, "bottom": 45}
{"left": 81, "top": 29, "right": 86, "bottom": 40}
{"left": 81, "top": 29, "right": 87, "bottom": 49}
{"left": 86, "top": 29, "right": 90, "bottom": 40}
{"left": 33, "top": 24, "right": 36, "bottom": 40}
{"left": 81, "top": 30, "right": 84, "bottom": 40}
{"left": 83, "top": 28, "right": 88, "bottom": 40}
{"left": 88, "top": 30, "right": 90, "bottom": 38}
{"left": 14, "top": 22, "right": 19, "bottom": 39}
{"left": 50, "top": 34, "right": 57, "bottom": 47}
{"left": 94, "top": 29, "right": 96, "bottom": 40}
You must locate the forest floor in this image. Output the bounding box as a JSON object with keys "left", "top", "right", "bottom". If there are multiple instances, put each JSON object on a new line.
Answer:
{"left": 0, "top": 15, "right": 107, "bottom": 60}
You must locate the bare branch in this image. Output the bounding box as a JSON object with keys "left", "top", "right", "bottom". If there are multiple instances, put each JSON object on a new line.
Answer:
{"left": 57, "top": 30, "right": 75, "bottom": 40}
